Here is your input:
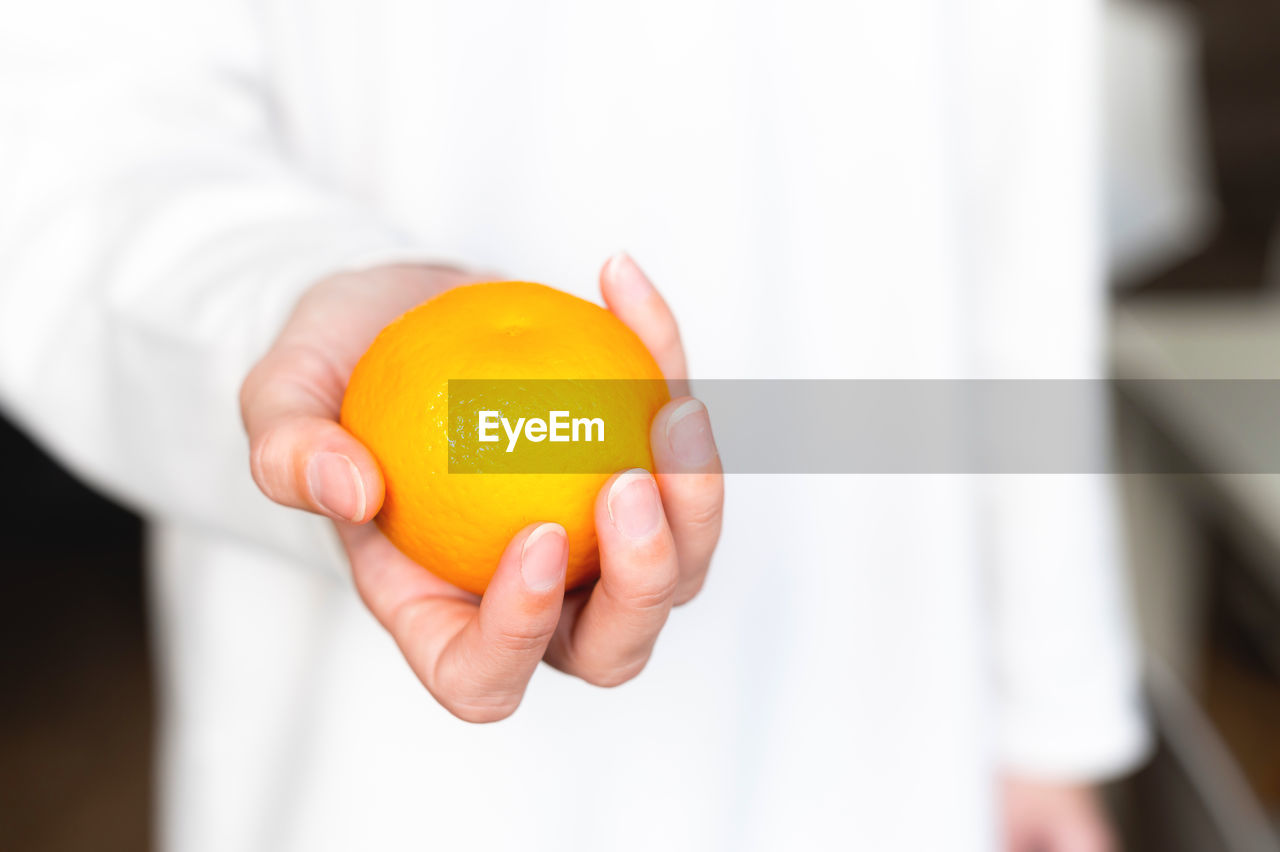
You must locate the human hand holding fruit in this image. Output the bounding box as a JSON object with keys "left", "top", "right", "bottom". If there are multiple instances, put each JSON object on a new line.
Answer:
{"left": 241, "top": 255, "right": 723, "bottom": 721}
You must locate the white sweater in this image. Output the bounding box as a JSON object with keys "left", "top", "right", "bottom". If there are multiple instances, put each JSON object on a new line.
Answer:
{"left": 0, "top": 1, "right": 1147, "bottom": 850}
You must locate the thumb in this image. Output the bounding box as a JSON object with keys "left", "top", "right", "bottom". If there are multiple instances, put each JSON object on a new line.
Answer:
{"left": 426, "top": 522, "right": 569, "bottom": 722}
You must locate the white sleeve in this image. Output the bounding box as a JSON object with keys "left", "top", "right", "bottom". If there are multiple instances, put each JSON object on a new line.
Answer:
{"left": 0, "top": 2, "right": 420, "bottom": 568}
{"left": 957, "top": 0, "right": 1151, "bottom": 779}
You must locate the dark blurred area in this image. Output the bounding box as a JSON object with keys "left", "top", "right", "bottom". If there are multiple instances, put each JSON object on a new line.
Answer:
{"left": 3, "top": 0, "right": 1280, "bottom": 850}
{"left": 1122, "top": 0, "right": 1280, "bottom": 295}
{"left": 0, "top": 417, "right": 151, "bottom": 851}
{"left": 1111, "top": 0, "right": 1280, "bottom": 849}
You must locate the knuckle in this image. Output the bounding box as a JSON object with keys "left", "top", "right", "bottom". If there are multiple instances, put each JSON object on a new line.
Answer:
{"left": 391, "top": 597, "right": 432, "bottom": 644}
{"left": 608, "top": 568, "right": 678, "bottom": 613}
{"left": 673, "top": 574, "right": 707, "bottom": 606}
{"left": 603, "top": 539, "right": 679, "bottom": 610}
{"left": 490, "top": 626, "right": 553, "bottom": 656}
{"left": 622, "top": 582, "right": 678, "bottom": 613}
{"left": 679, "top": 495, "right": 724, "bottom": 536}
{"left": 631, "top": 533, "right": 677, "bottom": 568}
{"left": 583, "top": 657, "right": 648, "bottom": 688}
{"left": 481, "top": 607, "right": 556, "bottom": 655}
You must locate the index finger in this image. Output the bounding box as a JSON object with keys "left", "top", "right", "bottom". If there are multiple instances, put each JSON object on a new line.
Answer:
{"left": 599, "top": 253, "right": 688, "bottom": 382}
{"left": 241, "top": 340, "right": 386, "bottom": 523}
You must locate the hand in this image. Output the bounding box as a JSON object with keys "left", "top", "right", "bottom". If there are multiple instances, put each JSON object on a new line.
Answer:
{"left": 240, "top": 254, "right": 723, "bottom": 722}
{"left": 1001, "top": 775, "right": 1116, "bottom": 852}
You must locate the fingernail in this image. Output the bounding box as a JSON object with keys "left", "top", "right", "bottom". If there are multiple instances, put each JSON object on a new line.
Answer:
{"left": 665, "top": 399, "right": 716, "bottom": 468}
{"left": 521, "top": 523, "right": 567, "bottom": 592}
{"left": 307, "top": 452, "right": 366, "bottom": 522}
{"left": 607, "top": 469, "right": 662, "bottom": 540}
{"left": 607, "top": 252, "right": 653, "bottom": 302}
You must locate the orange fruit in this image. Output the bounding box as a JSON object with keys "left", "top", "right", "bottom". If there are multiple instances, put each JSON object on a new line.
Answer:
{"left": 340, "top": 281, "right": 669, "bottom": 594}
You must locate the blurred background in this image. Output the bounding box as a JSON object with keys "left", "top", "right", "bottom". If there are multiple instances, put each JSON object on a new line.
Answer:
{"left": 1107, "top": 0, "right": 1280, "bottom": 849}
{"left": 3, "top": 0, "right": 1280, "bottom": 848}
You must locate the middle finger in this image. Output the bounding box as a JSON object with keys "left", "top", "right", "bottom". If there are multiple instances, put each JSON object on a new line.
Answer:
{"left": 544, "top": 469, "right": 679, "bottom": 686}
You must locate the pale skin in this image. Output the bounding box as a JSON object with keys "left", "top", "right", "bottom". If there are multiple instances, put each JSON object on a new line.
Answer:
{"left": 240, "top": 252, "right": 1114, "bottom": 847}
{"left": 241, "top": 253, "right": 723, "bottom": 722}
{"left": 1001, "top": 777, "right": 1116, "bottom": 852}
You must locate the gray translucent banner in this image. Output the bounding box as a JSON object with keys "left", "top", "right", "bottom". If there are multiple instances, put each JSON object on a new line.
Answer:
{"left": 445, "top": 379, "right": 1279, "bottom": 473}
